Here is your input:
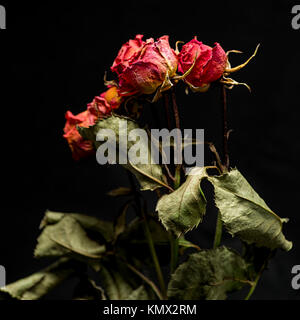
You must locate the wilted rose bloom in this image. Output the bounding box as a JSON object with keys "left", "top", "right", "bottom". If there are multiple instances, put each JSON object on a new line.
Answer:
{"left": 63, "top": 110, "right": 97, "bottom": 161}
{"left": 111, "top": 34, "right": 145, "bottom": 75}
{"left": 111, "top": 35, "right": 178, "bottom": 96}
{"left": 87, "top": 86, "right": 122, "bottom": 117}
{"left": 178, "top": 37, "right": 227, "bottom": 90}
{"left": 64, "top": 86, "right": 122, "bottom": 160}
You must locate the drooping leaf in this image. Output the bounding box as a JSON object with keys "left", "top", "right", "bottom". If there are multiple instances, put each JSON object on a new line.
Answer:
{"left": 156, "top": 167, "right": 207, "bottom": 237}
{"left": 78, "top": 114, "right": 168, "bottom": 191}
{"left": 40, "top": 210, "right": 114, "bottom": 243}
{"left": 167, "top": 246, "right": 252, "bottom": 300}
{"left": 0, "top": 258, "right": 75, "bottom": 300}
{"left": 98, "top": 261, "right": 150, "bottom": 300}
{"left": 35, "top": 215, "right": 106, "bottom": 270}
{"left": 208, "top": 168, "right": 292, "bottom": 251}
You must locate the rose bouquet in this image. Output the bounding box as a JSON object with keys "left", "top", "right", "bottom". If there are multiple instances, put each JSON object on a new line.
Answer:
{"left": 0, "top": 35, "right": 292, "bottom": 300}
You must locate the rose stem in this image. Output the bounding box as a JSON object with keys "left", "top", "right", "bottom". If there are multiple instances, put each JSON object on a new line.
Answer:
{"left": 164, "top": 92, "right": 172, "bottom": 130}
{"left": 141, "top": 203, "right": 167, "bottom": 299}
{"left": 213, "top": 85, "right": 229, "bottom": 249}
{"left": 222, "top": 85, "right": 230, "bottom": 169}
{"left": 162, "top": 93, "right": 175, "bottom": 184}
{"left": 171, "top": 88, "right": 182, "bottom": 189}
{"left": 169, "top": 88, "right": 183, "bottom": 272}
{"left": 245, "top": 251, "right": 273, "bottom": 300}
{"left": 127, "top": 171, "right": 167, "bottom": 299}
{"left": 163, "top": 92, "right": 179, "bottom": 273}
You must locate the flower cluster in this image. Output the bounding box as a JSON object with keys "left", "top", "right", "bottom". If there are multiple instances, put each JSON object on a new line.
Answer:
{"left": 64, "top": 34, "right": 259, "bottom": 160}
{"left": 63, "top": 86, "right": 122, "bottom": 160}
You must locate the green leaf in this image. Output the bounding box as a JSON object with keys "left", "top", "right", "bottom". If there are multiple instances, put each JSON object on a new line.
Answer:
{"left": 0, "top": 258, "right": 75, "bottom": 300}
{"left": 167, "top": 246, "right": 251, "bottom": 300}
{"left": 178, "top": 237, "right": 201, "bottom": 251}
{"left": 35, "top": 215, "right": 106, "bottom": 270}
{"left": 98, "top": 262, "right": 150, "bottom": 300}
{"left": 78, "top": 114, "right": 168, "bottom": 191}
{"left": 156, "top": 167, "right": 207, "bottom": 237}
{"left": 40, "top": 210, "right": 114, "bottom": 243}
{"left": 208, "top": 168, "right": 292, "bottom": 251}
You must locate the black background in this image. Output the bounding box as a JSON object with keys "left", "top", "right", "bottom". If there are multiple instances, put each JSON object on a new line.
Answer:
{"left": 0, "top": 0, "right": 300, "bottom": 300}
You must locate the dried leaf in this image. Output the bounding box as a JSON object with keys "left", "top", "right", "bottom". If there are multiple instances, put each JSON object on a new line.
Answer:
{"left": 79, "top": 115, "right": 168, "bottom": 191}
{"left": 168, "top": 247, "right": 251, "bottom": 300}
{"left": 156, "top": 167, "right": 207, "bottom": 237}
{"left": 208, "top": 168, "right": 292, "bottom": 251}
{"left": 0, "top": 258, "right": 75, "bottom": 300}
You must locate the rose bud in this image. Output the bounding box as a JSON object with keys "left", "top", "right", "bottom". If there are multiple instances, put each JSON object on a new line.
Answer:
{"left": 178, "top": 36, "right": 260, "bottom": 92}
{"left": 87, "top": 86, "right": 123, "bottom": 117}
{"left": 178, "top": 37, "right": 227, "bottom": 92}
{"left": 63, "top": 110, "right": 97, "bottom": 160}
{"left": 111, "top": 35, "right": 178, "bottom": 100}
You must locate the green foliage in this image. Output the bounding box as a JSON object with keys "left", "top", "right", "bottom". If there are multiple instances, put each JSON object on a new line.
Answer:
{"left": 0, "top": 258, "right": 76, "bottom": 300}
{"left": 78, "top": 115, "right": 168, "bottom": 191}
{"left": 35, "top": 213, "right": 111, "bottom": 271}
{"left": 208, "top": 168, "right": 292, "bottom": 251}
{"left": 168, "top": 246, "right": 252, "bottom": 300}
{"left": 156, "top": 167, "right": 207, "bottom": 237}
{"left": 98, "top": 260, "right": 151, "bottom": 300}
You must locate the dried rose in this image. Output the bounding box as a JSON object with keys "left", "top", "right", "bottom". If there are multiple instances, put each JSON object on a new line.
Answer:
{"left": 111, "top": 35, "right": 178, "bottom": 98}
{"left": 87, "top": 86, "right": 122, "bottom": 117}
{"left": 111, "top": 34, "right": 145, "bottom": 75}
{"left": 178, "top": 37, "right": 227, "bottom": 92}
{"left": 63, "top": 110, "right": 97, "bottom": 160}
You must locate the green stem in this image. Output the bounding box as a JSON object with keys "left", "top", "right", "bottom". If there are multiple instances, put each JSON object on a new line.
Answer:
{"left": 244, "top": 277, "right": 259, "bottom": 300}
{"left": 169, "top": 233, "right": 179, "bottom": 274}
{"left": 244, "top": 252, "right": 271, "bottom": 300}
{"left": 124, "top": 261, "right": 164, "bottom": 300}
{"left": 142, "top": 213, "right": 167, "bottom": 299}
{"left": 127, "top": 171, "right": 167, "bottom": 298}
{"left": 174, "top": 165, "right": 181, "bottom": 190}
{"left": 213, "top": 211, "right": 223, "bottom": 248}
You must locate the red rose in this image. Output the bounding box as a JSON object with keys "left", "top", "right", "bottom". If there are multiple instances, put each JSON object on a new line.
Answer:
{"left": 63, "top": 110, "right": 97, "bottom": 160}
{"left": 178, "top": 37, "right": 227, "bottom": 91}
{"left": 111, "top": 34, "right": 145, "bottom": 75}
{"left": 111, "top": 35, "right": 178, "bottom": 97}
{"left": 87, "top": 86, "right": 122, "bottom": 117}
{"left": 64, "top": 86, "right": 122, "bottom": 160}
